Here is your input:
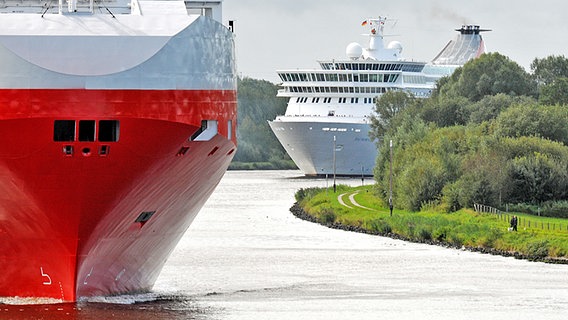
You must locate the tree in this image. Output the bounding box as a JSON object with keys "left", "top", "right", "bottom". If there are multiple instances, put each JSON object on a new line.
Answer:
{"left": 538, "top": 77, "right": 568, "bottom": 106}
{"left": 437, "top": 53, "right": 537, "bottom": 102}
{"left": 493, "top": 104, "right": 568, "bottom": 145}
{"left": 419, "top": 95, "right": 470, "bottom": 127}
{"left": 233, "top": 77, "right": 292, "bottom": 166}
{"left": 466, "top": 94, "right": 536, "bottom": 124}
{"left": 530, "top": 55, "right": 568, "bottom": 86}
{"left": 369, "top": 90, "right": 418, "bottom": 142}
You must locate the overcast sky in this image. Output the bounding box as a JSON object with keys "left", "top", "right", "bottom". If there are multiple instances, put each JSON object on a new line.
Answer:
{"left": 222, "top": 0, "right": 568, "bottom": 83}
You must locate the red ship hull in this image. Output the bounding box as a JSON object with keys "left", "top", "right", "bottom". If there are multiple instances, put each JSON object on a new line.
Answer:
{"left": 0, "top": 1, "right": 237, "bottom": 302}
{"left": 0, "top": 88, "right": 236, "bottom": 301}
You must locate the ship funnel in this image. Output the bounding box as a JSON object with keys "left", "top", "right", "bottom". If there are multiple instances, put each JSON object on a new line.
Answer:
{"left": 431, "top": 24, "right": 490, "bottom": 65}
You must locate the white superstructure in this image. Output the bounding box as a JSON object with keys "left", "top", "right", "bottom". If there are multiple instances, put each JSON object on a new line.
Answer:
{"left": 269, "top": 17, "right": 487, "bottom": 176}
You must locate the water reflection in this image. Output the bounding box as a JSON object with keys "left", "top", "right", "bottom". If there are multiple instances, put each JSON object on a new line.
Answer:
{"left": 1, "top": 295, "right": 213, "bottom": 320}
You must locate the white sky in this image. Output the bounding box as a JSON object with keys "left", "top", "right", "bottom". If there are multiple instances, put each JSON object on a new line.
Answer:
{"left": 223, "top": 0, "right": 568, "bottom": 83}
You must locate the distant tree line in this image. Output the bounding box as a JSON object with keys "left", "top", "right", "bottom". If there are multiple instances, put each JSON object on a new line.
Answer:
{"left": 230, "top": 77, "right": 296, "bottom": 170}
{"left": 371, "top": 53, "right": 568, "bottom": 217}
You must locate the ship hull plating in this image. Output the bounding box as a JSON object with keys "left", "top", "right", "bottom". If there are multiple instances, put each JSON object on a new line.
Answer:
{"left": 0, "top": 5, "right": 237, "bottom": 302}
{"left": 0, "top": 89, "right": 236, "bottom": 301}
{"left": 269, "top": 119, "right": 376, "bottom": 176}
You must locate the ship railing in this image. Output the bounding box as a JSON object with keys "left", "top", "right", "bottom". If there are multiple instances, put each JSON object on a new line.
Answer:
{"left": 185, "top": 0, "right": 223, "bottom": 22}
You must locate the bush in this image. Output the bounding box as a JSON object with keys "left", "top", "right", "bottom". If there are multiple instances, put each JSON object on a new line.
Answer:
{"left": 526, "top": 240, "right": 549, "bottom": 259}
{"left": 320, "top": 209, "right": 336, "bottom": 224}
{"left": 433, "top": 226, "right": 451, "bottom": 242}
{"left": 368, "top": 219, "right": 392, "bottom": 234}
{"left": 447, "top": 233, "right": 464, "bottom": 247}
{"left": 477, "top": 228, "right": 503, "bottom": 248}
{"left": 507, "top": 200, "right": 568, "bottom": 218}
{"left": 295, "top": 187, "right": 325, "bottom": 203}
{"left": 417, "top": 227, "right": 433, "bottom": 241}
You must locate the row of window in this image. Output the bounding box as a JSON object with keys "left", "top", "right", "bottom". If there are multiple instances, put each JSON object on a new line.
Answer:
{"left": 287, "top": 86, "right": 393, "bottom": 94}
{"left": 54, "top": 120, "right": 120, "bottom": 142}
{"left": 295, "top": 97, "right": 377, "bottom": 104}
{"left": 402, "top": 75, "right": 428, "bottom": 84}
{"left": 279, "top": 72, "right": 401, "bottom": 83}
{"left": 319, "top": 62, "right": 425, "bottom": 72}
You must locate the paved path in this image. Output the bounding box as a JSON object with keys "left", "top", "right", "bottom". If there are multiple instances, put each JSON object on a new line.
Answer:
{"left": 338, "top": 191, "right": 374, "bottom": 210}
{"left": 337, "top": 192, "right": 353, "bottom": 209}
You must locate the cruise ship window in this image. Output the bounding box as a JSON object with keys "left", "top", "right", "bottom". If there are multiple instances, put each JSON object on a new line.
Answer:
{"left": 54, "top": 120, "right": 75, "bottom": 142}
{"left": 78, "top": 120, "right": 95, "bottom": 142}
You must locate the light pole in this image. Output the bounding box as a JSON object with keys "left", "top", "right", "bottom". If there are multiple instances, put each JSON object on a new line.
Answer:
{"left": 389, "top": 139, "right": 393, "bottom": 216}
{"left": 333, "top": 135, "right": 336, "bottom": 193}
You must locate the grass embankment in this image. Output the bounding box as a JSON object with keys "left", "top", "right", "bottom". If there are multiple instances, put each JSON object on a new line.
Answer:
{"left": 294, "top": 185, "right": 568, "bottom": 263}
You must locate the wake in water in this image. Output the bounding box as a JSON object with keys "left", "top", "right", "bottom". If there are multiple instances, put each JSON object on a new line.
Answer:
{"left": 1, "top": 292, "right": 215, "bottom": 320}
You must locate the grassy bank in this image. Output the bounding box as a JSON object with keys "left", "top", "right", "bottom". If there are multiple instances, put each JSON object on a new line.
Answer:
{"left": 294, "top": 185, "right": 568, "bottom": 262}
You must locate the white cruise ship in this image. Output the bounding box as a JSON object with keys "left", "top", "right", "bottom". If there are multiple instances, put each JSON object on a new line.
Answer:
{"left": 269, "top": 17, "right": 487, "bottom": 176}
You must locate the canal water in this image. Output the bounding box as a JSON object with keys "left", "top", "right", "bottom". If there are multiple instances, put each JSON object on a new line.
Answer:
{"left": 2, "top": 170, "right": 567, "bottom": 319}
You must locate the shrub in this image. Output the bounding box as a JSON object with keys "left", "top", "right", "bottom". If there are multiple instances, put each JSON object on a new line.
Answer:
{"left": 295, "top": 187, "right": 325, "bottom": 203}
{"left": 417, "top": 228, "right": 433, "bottom": 241}
{"left": 368, "top": 219, "right": 392, "bottom": 234}
{"left": 477, "top": 228, "right": 503, "bottom": 248}
{"left": 433, "top": 226, "right": 451, "bottom": 242}
{"left": 319, "top": 209, "right": 336, "bottom": 224}
{"left": 447, "top": 233, "right": 463, "bottom": 247}
{"left": 526, "top": 240, "right": 549, "bottom": 259}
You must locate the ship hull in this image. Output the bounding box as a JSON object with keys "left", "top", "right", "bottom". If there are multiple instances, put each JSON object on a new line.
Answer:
{"left": 0, "top": 89, "right": 236, "bottom": 302}
{"left": 0, "top": 5, "right": 237, "bottom": 302}
{"left": 268, "top": 119, "right": 376, "bottom": 176}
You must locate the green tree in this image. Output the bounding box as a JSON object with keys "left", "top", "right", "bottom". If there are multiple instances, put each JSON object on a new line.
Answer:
{"left": 508, "top": 152, "right": 568, "bottom": 203}
{"left": 419, "top": 95, "right": 470, "bottom": 127}
{"left": 466, "top": 94, "right": 536, "bottom": 124}
{"left": 232, "top": 77, "right": 294, "bottom": 167}
{"left": 369, "top": 90, "right": 418, "bottom": 142}
{"left": 538, "top": 77, "right": 568, "bottom": 105}
{"left": 530, "top": 55, "right": 568, "bottom": 86}
{"left": 438, "top": 53, "right": 537, "bottom": 102}
{"left": 493, "top": 104, "right": 568, "bottom": 145}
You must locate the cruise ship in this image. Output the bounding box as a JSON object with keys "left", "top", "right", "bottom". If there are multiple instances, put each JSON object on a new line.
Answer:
{"left": 0, "top": 0, "right": 236, "bottom": 302}
{"left": 269, "top": 17, "right": 487, "bottom": 176}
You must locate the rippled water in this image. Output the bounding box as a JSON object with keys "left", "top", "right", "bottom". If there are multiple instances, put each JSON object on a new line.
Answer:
{"left": 2, "top": 170, "right": 567, "bottom": 319}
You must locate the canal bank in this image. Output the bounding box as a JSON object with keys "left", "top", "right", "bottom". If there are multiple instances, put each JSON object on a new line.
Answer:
{"left": 290, "top": 198, "right": 568, "bottom": 265}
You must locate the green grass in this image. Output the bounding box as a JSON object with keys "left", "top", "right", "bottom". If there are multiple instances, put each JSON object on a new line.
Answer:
{"left": 297, "top": 184, "right": 568, "bottom": 260}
